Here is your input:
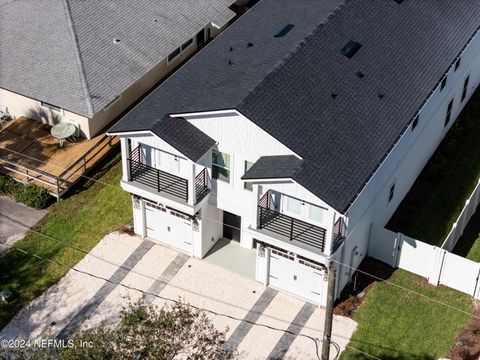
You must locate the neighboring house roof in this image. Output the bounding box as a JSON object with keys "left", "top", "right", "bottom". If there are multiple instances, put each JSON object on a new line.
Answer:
{"left": 242, "top": 155, "right": 303, "bottom": 180}
{"left": 152, "top": 116, "right": 216, "bottom": 162}
{"left": 0, "top": 0, "right": 236, "bottom": 118}
{"left": 109, "top": 0, "right": 480, "bottom": 212}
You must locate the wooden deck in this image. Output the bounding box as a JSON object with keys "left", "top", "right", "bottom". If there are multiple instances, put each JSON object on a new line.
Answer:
{"left": 0, "top": 117, "right": 119, "bottom": 197}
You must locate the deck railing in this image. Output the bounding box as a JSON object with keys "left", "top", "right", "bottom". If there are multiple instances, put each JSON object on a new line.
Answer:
{"left": 0, "top": 134, "right": 118, "bottom": 198}
{"left": 257, "top": 191, "right": 326, "bottom": 252}
{"left": 128, "top": 146, "right": 189, "bottom": 202}
{"left": 195, "top": 168, "right": 211, "bottom": 204}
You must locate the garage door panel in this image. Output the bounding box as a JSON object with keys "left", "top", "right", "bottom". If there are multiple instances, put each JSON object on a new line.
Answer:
{"left": 145, "top": 202, "right": 192, "bottom": 254}
{"left": 268, "top": 250, "right": 324, "bottom": 304}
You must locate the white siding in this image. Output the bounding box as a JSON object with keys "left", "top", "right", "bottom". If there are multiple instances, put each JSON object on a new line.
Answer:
{"left": 338, "top": 28, "right": 480, "bottom": 293}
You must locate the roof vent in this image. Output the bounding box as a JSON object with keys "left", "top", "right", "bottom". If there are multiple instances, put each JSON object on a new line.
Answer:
{"left": 153, "top": 19, "right": 159, "bottom": 23}
{"left": 113, "top": 38, "right": 121, "bottom": 44}
{"left": 394, "top": 0, "right": 403, "bottom": 3}
{"left": 356, "top": 71, "right": 364, "bottom": 78}
{"left": 341, "top": 40, "right": 361, "bottom": 58}
{"left": 331, "top": 93, "right": 338, "bottom": 99}
{"left": 247, "top": 42, "right": 254, "bottom": 48}
{"left": 274, "top": 24, "right": 295, "bottom": 38}
{"left": 228, "top": 60, "right": 233, "bottom": 65}
{"left": 229, "top": 46, "right": 234, "bottom": 52}
{"left": 378, "top": 93, "right": 385, "bottom": 99}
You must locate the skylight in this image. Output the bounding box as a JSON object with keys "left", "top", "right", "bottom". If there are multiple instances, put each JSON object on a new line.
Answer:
{"left": 341, "top": 40, "right": 362, "bottom": 58}
{"left": 274, "top": 24, "right": 295, "bottom": 38}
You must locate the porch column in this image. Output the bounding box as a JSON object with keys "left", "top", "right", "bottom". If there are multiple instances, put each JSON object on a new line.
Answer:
{"left": 120, "top": 138, "right": 131, "bottom": 182}
{"left": 187, "top": 162, "right": 195, "bottom": 206}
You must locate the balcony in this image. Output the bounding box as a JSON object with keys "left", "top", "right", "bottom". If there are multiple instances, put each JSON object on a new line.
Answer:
{"left": 257, "top": 191, "right": 327, "bottom": 252}
{"left": 128, "top": 146, "right": 210, "bottom": 204}
{"left": 331, "top": 217, "right": 346, "bottom": 254}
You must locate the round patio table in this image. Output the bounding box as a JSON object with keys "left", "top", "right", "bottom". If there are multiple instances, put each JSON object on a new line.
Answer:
{"left": 51, "top": 122, "right": 76, "bottom": 148}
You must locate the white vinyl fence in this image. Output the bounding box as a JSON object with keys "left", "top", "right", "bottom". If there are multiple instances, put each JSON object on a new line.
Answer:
{"left": 368, "top": 224, "right": 480, "bottom": 299}
{"left": 442, "top": 178, "right": 480, "bottom": 251}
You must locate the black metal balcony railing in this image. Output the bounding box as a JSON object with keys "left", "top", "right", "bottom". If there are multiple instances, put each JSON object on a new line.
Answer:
{"left": 257, "top": 191, "right": 326, "bottom": 252}
{"left": 128, "top": 146, "right": 188, "bottom": 202}
{"left": 331, "top": 217, "right": 346, "bottom": 253}
{"left": 195, "top": 168, "right": 211, "bottom": 204}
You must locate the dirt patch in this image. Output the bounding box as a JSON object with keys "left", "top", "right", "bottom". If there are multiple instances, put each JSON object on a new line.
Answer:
{"left": 334, "top": 257, "right": 395, "bottom": 318}
{"left": 449, "top": 301, "right": 480, "bottom": 360}
{"left": 118, "top": 221, "right": 135, "bottom": 236}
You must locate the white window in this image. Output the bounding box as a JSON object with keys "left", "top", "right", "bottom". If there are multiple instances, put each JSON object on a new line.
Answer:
{"left": 212, "top": 150, "right": 231, "bottom": 183}
{"left": 286, "top": 197, "right": 303, "bottom": 215}
{"left": 309, "top": 205, "right": 327, "bottom": 223}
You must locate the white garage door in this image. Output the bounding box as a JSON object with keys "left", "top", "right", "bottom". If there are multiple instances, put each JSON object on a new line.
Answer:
{"left": 145, "top": 202, "right": 193, "bottom": 254}
{"left": 269, "top": 248, "right": 325, "bottom": 304}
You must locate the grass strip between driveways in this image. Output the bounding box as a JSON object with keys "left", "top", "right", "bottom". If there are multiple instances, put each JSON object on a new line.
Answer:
{"left": 0, "top": 154, "right": 132, "bottom": 329}
{"left": 340, "top": 270, "right": 472, "bottom": 360}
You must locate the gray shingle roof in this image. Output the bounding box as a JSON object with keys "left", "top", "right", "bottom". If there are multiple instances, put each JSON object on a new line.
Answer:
{"left": 109, "top": 0, "right": 480, "bottom": 212}
{"left": 0, "top": 0, "right": 235, "bottom": 117}
{"left": 242, "top": 155, "right": 302, "bottom": 180}
{"left": 152, "top": 116, "right": 216, "bottom": 162}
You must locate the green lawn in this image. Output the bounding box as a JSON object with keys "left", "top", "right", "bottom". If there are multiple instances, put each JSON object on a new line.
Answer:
{"left": 340, "top": 270, "right": 472, "bottom": 360}
{"left": 342, "top": 90, "right": 480, "bottom": 359}
{"left": 387, "top": 90, "right": 480, "bottom": 246}
{"left": 0, "top": 154, "right": 132, "bottom": 329}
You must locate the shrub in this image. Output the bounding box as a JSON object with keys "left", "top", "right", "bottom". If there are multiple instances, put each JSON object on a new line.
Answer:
{"left": 0, "top": 175, "right": 50, "bottom": 209}
{"left": 0, "top": 175, "right": 19, "bottom": 196}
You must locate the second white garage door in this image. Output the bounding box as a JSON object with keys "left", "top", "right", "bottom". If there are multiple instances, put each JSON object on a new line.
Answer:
{"left": 269, "top": 248, "right": 325, "bottom": 304}
{"left": 145, "top": 201, "right": 193, "bottom": 254}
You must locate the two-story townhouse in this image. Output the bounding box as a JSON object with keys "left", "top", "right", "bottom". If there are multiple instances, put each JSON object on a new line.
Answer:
{"left": 108, "top": 0, "right": 480, "bottom": 306}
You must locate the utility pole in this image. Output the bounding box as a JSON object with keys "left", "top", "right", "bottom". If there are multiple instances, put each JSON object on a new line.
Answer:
{"left": 322, "top": 266, "right": 336, "bottom": 360}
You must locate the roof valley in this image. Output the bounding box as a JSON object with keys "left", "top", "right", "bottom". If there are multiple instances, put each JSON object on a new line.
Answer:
{"left": 61, "top": 0, "right": 94, "bottom": 117}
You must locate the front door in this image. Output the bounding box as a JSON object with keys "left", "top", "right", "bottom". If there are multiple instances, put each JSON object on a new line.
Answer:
{"left": 223, "top": 211, "right": 241, "bottom": 242}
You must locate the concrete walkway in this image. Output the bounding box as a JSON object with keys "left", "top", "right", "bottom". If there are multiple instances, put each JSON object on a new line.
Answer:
{"left": 0, "top": 196, "right": 47, "bottom": 250}
{"left": 0, "top": 232, "right": 357, "bottom": 359}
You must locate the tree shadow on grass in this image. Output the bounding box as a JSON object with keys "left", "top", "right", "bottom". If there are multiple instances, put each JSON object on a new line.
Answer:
{"left": 452, "top": 207, "right": 480, "bottom": 260}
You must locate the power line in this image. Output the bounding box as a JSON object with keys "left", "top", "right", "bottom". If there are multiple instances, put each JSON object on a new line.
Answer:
{"left": 2, "top": 147, "right": 477, "bottom": 355}
{"left": 1, "top": 143, "right": 478, "bottom": 320}
{"left": 0, "top": 146, "right": 122, "bottom": 191}
{"left": 0, "top": 216, "right": 378, "bottom": 359}
{"left": 0, "top": 239, "right": 324, "bottom": 360}
{"left": 0, "top": 231, "right": 385, "bottom": 360}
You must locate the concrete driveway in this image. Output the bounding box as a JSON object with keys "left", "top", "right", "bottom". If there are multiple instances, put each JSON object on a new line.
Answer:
{"left": 1, "top": 232, "right": 357, "bottom": 359}
{"left": 0, "top": 196, "right": 47, "bottom": 249}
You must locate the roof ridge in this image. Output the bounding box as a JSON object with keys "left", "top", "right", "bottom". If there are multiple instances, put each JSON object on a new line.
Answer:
{"left": 60, "top": 0, "right": 94, "bottom": 117}
{"left": 237, "top": 0, "right": 348, "bottom": 111}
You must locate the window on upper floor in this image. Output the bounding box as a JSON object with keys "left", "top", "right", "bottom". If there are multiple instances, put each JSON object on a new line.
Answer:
{"left": 461, "top": 75, "right": 470, "bottom": 102}
{"left": 181, "top": 38, "right": 193, "bottom": 51}
{"left": 388, "top": 182, "right": 395, "bottom": 203}
{"left": 212, "top": 150, "right": 231, "bottom": 183}
{"left": 440, "top": 75, "right": 447, "bottom": 91}
{"left": 445, "top": 98, "right": 454, "bottom": 127}
{"left": 196, "top": 29, "right": 205, "bottom": 46}
{"left": 244, "top": 160, "right": 254, "bottom": 191}
{"left": 286, "top": 196, "right": 303, "bottom": 215}
{"left": 309, "top": 204, "right": 328, "bottom": 223}
{"left": 167, "top": 47, "right": 181, "bottom": 62}
{"left": 454, "top": 57, "right": 461, "bottom": 71}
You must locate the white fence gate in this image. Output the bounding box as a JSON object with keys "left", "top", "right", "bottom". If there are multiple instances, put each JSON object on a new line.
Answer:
{"left": 442, "top": 178, "right": 480, "bottom": 251}
{"left": 368, "top": 224, "right": 480, "bottom": 299}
